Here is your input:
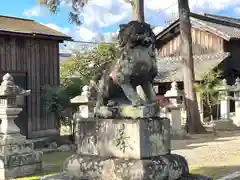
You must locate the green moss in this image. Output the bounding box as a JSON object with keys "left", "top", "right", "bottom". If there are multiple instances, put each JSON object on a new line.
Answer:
{"left": 14, "top": 153, "right": 240, "bottom": 180}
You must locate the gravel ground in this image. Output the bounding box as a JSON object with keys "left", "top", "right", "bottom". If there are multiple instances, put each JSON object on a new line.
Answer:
{"left": 171, "top": 131, "right": 240, "bottom": 167}
{"left": 171, "top": 130, "right": 240, "bottom": 179}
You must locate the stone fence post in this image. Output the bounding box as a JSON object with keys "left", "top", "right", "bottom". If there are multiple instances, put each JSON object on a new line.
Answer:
{"left": 164, "top": 81, "right": 185, "bottom": 136}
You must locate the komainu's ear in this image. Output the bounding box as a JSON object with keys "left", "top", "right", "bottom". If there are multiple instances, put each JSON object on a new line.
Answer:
{"left": 119, "top": 24, "right": 128, "bottom": 30}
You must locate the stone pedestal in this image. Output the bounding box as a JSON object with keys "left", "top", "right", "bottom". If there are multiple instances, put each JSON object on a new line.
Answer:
{"left": 164, "top": 82, "right": 186, "bottom": 137}
{"left": 210, "top": 120, "right": 237, "bottom": 131}
{"left": 64, "top": 117, "right": 190, "bottom": 180}
{"left": 75, "top": 117, "right": 170, "bottom": 158}
{"left": 0, "top": 73, "right": 43, "bottom": 179}
{"left": 0, "top": 134, "right": 43, "bottom": 179}
{"left": 166, "top": 105, "right": 187, "bottom": 138}
{"left": 65, "top": 154, "right": 189, "bottom": 180}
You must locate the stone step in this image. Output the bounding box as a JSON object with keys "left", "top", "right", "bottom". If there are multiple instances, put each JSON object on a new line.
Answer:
{"left": 36, "top": 148, "right": 57, "bottom": 153}
{"left": 28, "top": 137, "right": 54, "bottom": 149}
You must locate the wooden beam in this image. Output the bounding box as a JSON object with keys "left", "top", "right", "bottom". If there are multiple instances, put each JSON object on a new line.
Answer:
{"left": 0, "top": 30, "right": 72, "bottom": 41}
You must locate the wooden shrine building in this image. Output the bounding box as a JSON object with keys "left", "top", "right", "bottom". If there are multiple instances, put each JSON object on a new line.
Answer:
{"left": 154, "top": 13, "right": 240, "bottom": 119}
{"left": 155, "top": 13, "right": 240, "bottom": 93}
{"left": 0, "top": 15, "right": 72, "bottom": 138}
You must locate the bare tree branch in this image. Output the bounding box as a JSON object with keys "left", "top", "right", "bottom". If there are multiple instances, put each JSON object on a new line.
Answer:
{"left": 124, "top": 0, "right": 134, "bottom": 6}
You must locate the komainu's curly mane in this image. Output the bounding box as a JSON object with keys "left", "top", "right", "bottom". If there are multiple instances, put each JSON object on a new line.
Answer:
{"left": 118, "top": 21, "right": 156, "bottom": 50}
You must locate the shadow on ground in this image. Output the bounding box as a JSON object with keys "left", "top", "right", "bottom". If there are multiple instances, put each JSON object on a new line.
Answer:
{"left": 190, "top": 165, "right": 240, "bottom": 180}
{"left": 171, "top": 130, "right": 240, "bottom": 150}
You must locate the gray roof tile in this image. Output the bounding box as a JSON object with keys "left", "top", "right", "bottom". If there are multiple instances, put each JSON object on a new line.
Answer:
{"left": 155, "top": 52, "right": 230, "bottom": 82}
{"left": 191, "top": 17, "right": 240, "bottom": 39}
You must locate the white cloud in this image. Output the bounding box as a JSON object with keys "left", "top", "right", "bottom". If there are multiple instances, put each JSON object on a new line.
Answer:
{"left": 23, "top": 6, "right": 42, "bottom": 17}
{"left": 153, "top": 26, "right": 164, "bottom": 35}
{"left": 80, "top": 0, "right": 131, "bottom": 28}
{"left": 146, "top": 0, "right": 240, "bottom": 17}
{"left": 34, "top": 0, "right": 240, "bottom": 50}
{"left": 235, "top": 7, "right": 240, "bottom": 14}
{"left": 103, "top": 29, "right": 119, "bottom": 42}
{"left": 75, "top": 26, "right": 100, "bottom": 41}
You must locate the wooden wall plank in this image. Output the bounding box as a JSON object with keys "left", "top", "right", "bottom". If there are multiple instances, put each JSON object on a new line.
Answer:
{"left": 158, "top": 27, "right": 225, "bottom": 57}
{"left": 44, "top": 40, "right": 49, "bottom": 130}
{"left": 35, "top": 40, "right": 41, "bottom": 132}
{"left": 0, "top": 35, "right": 60, "bottom": 137}
{"left": 39, "top": 40, "right": 46, "bottom": 132}
{"left": 26, "top": 39, "right": 33, "bottom": 136}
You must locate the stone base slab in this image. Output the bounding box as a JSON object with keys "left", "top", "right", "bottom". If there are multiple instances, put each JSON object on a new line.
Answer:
{"left": 0, "top": 162, "right": 42, "bottom": 179}
{"left": 40, "top": 172, "right": 212, "bottom": 180}
{"left": 171, "top": 129, "right": 188, "bottom": 140}
{"left": 178, "top": 174, "right": 212, "bottom": 180}
{"left": 0, "top": 133, "right": 26, "bottom": 145}
{"left": 0, "top": 150, "right": 43, "bottom": 167}
{"left": 0, "top": 133, "right": 43, "bottom": 179}
{"left": 119, "top": 104, "right": 159, "bottom": 119}
{"left": 210, "top": 120, "right": 237, "bottom": 131}
{"left": 95, "top": 104, "right": 159, "bottom": 119}
{"left": 64, "top": 154, "right": 189, "bottom": 180}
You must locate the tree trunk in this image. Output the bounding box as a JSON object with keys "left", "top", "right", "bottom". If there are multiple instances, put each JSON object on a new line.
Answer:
{"left": 178, "top": 0, "right": 206, "bottom": 134}
{"left": 132, "top": 0, "right": 144, "bottom": 22}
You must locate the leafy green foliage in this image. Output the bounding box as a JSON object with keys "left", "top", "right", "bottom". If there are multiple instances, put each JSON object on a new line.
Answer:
{"left": 42, "top": 43, "right": 118, "bottom": 127}
{"left": 195, "top": 69, "right": 223, "bottom": 120}
{"left": 41, "top": 86, "right": 69, "bottom": 120}
{"left": 60, "top": 43, "right": 118, "bottom": 87}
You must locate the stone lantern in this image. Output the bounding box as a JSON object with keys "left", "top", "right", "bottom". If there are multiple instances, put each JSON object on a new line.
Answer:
{"left": 164, "top": 81, "right": 183, "bottom": 105}
{"left": 0, "top": 73, "right": 42, "bottom": 179}
{"left": 164, "top": 81, "right": 185, "bottom": 137}
{"left": 0, "top": 73, "right": 30, "bottom": 134}
{"left": 71, "top": 85, "right": 95, "bottom": 118}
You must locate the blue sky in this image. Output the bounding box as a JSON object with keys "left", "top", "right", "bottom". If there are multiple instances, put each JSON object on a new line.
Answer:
{"left": 1, "top": 0, "right": 240, "bottom": 48}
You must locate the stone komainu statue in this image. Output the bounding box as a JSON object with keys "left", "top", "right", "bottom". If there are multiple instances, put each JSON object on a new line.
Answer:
{"left": 90, "top": 21, "right": 158, "bottom": 116}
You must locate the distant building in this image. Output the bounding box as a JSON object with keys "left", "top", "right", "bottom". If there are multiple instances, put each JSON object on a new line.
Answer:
{"left": 154, "top": 12, "right": 240, "bottom": 120}
{"left": 155, "top": 12, "right": 240, "bottom": 90}
{"left": 59, "top": 51, "right": 72, "bottom": 61}
{"left": 0, "top": 15, "right": 72, "bottom": 138}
